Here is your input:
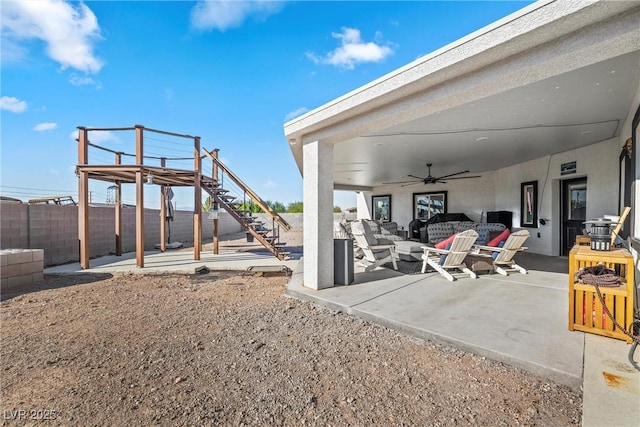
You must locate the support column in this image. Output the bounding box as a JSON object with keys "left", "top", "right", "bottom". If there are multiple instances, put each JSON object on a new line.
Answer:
{"left": 77, "top": 127, "right": 90, "bottom": 269}
{"left": 193, "top": 136, "right": 202, "bottom": 261}
{"left": 115, "top": 152, "right": 122, "bottom": 256}
{"left": 303, "top": 140, "right": 334, "bottom": 289}
{"left": 160, "top": 158, "right": 167, "bottom": 252}
{"left": 212, "top": 148, "right": 220, "bottom": 255}
{"left": 135, "top": 125, "right": 145, "bottom": 268}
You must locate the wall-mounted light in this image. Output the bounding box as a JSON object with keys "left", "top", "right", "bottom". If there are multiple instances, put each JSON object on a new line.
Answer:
{"left": 146, "top": 171, "right": 155, "bottom": 185}
{"left": 208, "top": 202, "right": 220, "bottom": 219}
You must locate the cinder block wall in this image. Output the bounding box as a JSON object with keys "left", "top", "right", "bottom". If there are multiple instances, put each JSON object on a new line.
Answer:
{"left": 0, "top": 204, "right": 243, "bottom": 267}
{"left": 0, "top": 249, "right": 44, "bottom": 291}
{"left": 0, "top": 203, "right": 29, "bottom": 248}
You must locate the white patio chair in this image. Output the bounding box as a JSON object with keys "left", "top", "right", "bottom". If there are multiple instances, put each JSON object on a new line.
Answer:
{"left": 474, "top": 229, "right": 530, "bottom": 276}
{"left": 351, "top": 220, "right": 398, "bottom": 272}
{"left": 421, "top": 229, "right": 479, "bottom": 281}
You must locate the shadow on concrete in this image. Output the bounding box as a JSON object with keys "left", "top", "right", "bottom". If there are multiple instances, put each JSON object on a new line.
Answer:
{"left": 516, "top": 252, "right": 569, "bottom": 274}
{"left": 1, "top": 273, "right": 114, "bottom": 302}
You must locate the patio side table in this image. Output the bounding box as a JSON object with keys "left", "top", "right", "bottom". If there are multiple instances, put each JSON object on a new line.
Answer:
{"left": 568, "top": 245, "right": 634, "bottom": 343}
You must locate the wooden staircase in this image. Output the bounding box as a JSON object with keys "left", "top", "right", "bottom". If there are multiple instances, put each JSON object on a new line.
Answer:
{"left": 201, "top": 149, "right": 293, "bottom": 260}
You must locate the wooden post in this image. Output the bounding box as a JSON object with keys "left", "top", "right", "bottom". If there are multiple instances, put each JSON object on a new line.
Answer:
{"left": 212, "top": 148, "right": 220, "bottom": 254}
{"left": 193, "top": 136, "right": 201, "bottom": 260}
{"left": 160, "top": 158, "right": 167, "bottom": 252}
{"left": 77, "top": 127, "right": 90, "bottom": 269}
{"left": 135, "top": 125, "right": 145, "bottom": 268}
{"left": 115, "top": 152, "right": 122, "bottom": 256}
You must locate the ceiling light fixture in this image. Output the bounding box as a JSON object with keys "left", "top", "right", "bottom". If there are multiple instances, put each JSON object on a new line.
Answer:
{"left": 146, "top": 171, "right": 155, "bottom": 185}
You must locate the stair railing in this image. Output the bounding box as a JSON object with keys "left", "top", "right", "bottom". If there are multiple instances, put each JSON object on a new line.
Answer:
{"left": 202, "top": 149, "right": 292, "bottom": 231}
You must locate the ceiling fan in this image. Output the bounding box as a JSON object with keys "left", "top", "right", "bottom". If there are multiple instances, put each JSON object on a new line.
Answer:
{"left": 383, "top": 163, "right": 481, "bottom": 186}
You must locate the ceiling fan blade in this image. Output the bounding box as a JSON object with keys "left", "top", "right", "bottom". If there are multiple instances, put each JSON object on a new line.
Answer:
{"left": 382, "top": 180, "right": 421, "bottom": 184}
{"left": 407, "top": 174, "right": 425, "bottom": 180}
{"left": 435, "top": 170, "right": 471, "bottom": 180}
{"left": 443, "top": 175, "right": 482, "bottom": 180}
{"left": 401, "top": 181, "right": 422, "bottom": 187}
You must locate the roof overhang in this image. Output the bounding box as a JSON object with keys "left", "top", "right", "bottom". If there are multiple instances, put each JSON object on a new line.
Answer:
{"left": 283, "top": 0, "right": 640, "bottom": 189}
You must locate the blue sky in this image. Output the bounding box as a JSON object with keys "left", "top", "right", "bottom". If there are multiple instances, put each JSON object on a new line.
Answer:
{"left": 1, "top": 0, "right": 532, "bottom": 211}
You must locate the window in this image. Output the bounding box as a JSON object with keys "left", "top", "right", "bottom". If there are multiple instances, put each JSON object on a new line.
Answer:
{"left": 413, "top": 191, "right": 447, "bottom": 219}
{"left": 372, "top": 195, "right": 391, "bottom": 222}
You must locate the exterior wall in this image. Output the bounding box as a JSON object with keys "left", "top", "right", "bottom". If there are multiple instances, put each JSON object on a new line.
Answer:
{"left": 0, "top": 205, "right": 243, "bottom": 267}
{"left": 371, "top": 173, "right": 497, "bottom": 231}
{"left": 496, "top": 138, "right": 619, "bottom": 255}
{"left": 626, "top": 91, "right": 640, "bottom": 239}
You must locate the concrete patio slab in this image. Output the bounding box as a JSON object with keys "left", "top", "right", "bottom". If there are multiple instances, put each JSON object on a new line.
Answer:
{"left": 288, "top": 263, "right": 584, "bottom": 389}
{"left": 583, "top": 334, "right": 640, "bottom": 427}
{"left": 45, "top": 248, "right": 301, "bottom": 275}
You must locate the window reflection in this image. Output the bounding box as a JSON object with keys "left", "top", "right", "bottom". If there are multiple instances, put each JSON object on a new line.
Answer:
{"left": 414, "top": 192, "right": 447, "bottom": 219}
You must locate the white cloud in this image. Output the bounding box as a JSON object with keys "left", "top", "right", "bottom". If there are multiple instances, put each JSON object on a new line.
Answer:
{"left": 0, "top": 96, "right": 27, "bottom": 113}
{"left": 49, "top": 168, "right": 60, "bottom": 176}
{"left": 284, "top": 107, "right": 308, "bottom": 122}
{"left": 1, "top": 0, "right": 103, "bottom": 73}
{"left": 263, "top": 180, "right": 277, "bottom": 189}
{"left": 33, "top": 122, "right": 57, "bottom": 132}
{"left": 68, "top": 129, "right": 120, "bottom": 144}
{"left": 190, "top": 0, "right": 284, "bottom": 31}
{"left": 69, "top": 73, "right": 94, "bottom": 86}
{"left": 307, "top": 27, "right": 393, "bottom": 70}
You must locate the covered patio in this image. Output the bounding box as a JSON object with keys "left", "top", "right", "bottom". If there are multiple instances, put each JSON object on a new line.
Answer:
{"left": 283, "top": 0, "right": 640, "bottom": 290}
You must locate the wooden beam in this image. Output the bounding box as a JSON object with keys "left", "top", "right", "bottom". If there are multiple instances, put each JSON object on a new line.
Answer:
{"left": 611, "top": 206, "right": 631, "bottom": 245}
{"left": 77, "top": 127, "right": 90, "bottom": 269}
{"left": 160, "top": 158, "right": 167, "bottom": 252}
{"left": 212, "top": 148, "right": 220, "bottom": 255}
{"left": 115, "top": 152, "right": 122, "bottom": 256}
{"left": 193, "top": 136, "right": 201, "bottom": 261}
{"left": 135, "top": 125, "right": 145, "bottom": 268}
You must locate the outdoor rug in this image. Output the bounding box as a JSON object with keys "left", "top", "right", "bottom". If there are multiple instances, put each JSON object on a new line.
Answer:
{"left": 382, "top": 260, "right": 425, "bottom": 275}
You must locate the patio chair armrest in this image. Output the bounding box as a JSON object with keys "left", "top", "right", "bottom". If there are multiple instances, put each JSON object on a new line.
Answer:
{"left": 377, "top": 237, "right": 395, "bottom": 245}
{"left": 421, "top": 246, "right": 448, "bottom": 256}
{"left": 369, "top": 244, "right": 396, "bottom": 250}
{"left": 474, "top": 244, "right": 496, "bottom": 252}
{"left": 470, "top": 251, "right": 493, "bottom": 259}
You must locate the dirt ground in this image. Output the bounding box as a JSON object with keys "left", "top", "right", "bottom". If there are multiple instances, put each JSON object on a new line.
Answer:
{"left": 1, "top": 232, "right": 582, "bottom": 426}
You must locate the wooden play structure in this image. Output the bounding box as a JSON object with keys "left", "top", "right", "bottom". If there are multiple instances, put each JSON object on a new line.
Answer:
{"left": 76, "top": 125, "right": 291, "bottom": 269}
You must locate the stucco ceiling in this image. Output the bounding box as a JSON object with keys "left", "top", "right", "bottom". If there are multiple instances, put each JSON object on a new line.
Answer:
{"left": 334, "top": 52, "right": 639, "bottom": 188}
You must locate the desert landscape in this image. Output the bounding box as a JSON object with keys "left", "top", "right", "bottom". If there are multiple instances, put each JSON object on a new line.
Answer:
{"left": 1, "top": 232, "right": 581, "bottom": 426}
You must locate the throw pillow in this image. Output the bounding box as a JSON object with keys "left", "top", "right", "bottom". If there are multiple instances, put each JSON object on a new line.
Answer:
{"left": 435, "top": 233, "right": 458, "bottom": 250}
{"left": 487, "top": 228, "right": 511, "bottom": 247}
{"left": 439, "top": 243, "right": 452, "bottom": 265}
{"left": 492, "top": 241, "right": 506, "bottom": 260}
